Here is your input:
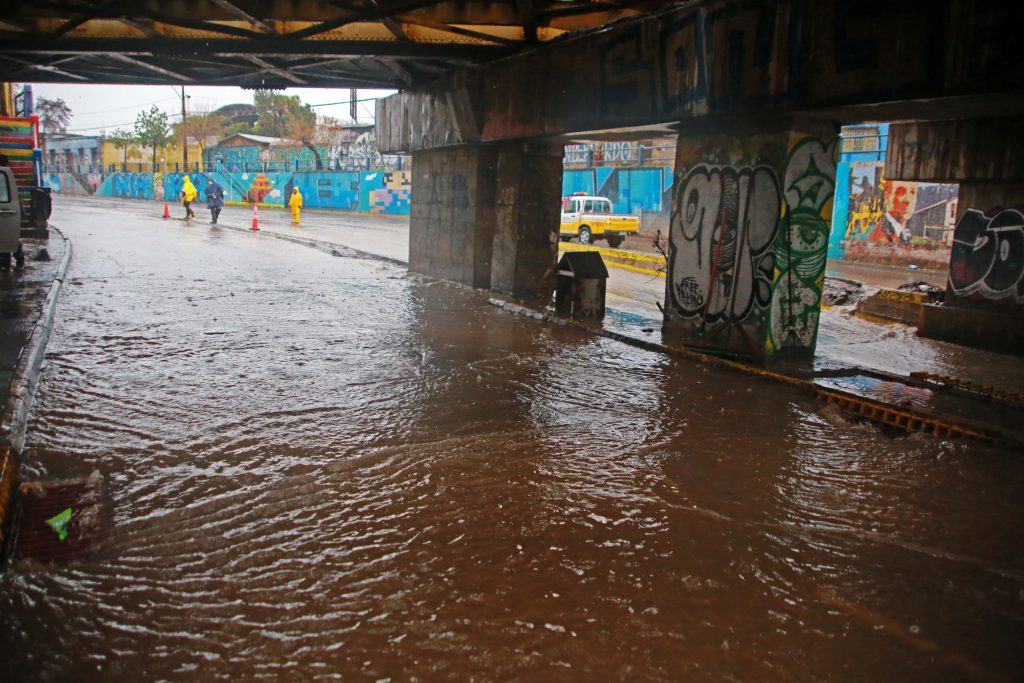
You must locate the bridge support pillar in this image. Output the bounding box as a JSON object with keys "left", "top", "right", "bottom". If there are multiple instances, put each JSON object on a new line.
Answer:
{"left": 409, "top": 145, "right": 498, "bottom": 288}
{"left": 663, "top": 120, "right": 839, "bottom": 359}
{"left": 887, "top": 118, "right": 1024, "bottom": 354}
{"left": 490, "top": 141, "right": 563, "bottom": 299}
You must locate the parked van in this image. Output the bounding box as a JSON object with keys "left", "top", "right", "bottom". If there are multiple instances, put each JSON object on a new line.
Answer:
{"left": 559, "top": 194, "right": 640, "bottom": 248}
{"left": 0, "top": 166, "right": 25, "bottom": 268}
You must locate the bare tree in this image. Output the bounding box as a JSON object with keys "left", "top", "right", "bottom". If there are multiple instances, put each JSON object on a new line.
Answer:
{"left": 36, "top": 97, "right": 73, "bottom": 135}
{"left": 176, "top": 101, "right": 227, "bottom": 158}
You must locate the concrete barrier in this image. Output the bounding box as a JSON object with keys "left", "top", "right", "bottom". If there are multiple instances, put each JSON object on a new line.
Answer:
{"left": 855, "top": 289, "right": 927, "bottom": 326}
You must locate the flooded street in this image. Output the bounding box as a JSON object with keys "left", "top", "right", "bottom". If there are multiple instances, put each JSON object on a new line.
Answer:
{"left": 1, "top": 199, "right": 1023, "bottom": 680}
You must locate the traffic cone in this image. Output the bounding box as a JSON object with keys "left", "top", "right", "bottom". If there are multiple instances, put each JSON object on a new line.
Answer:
{"left": 162, "top": 202, "right": 170, "bottom": 219}
{"left": 251, "top": 205, "right": 259, "bottom": 231}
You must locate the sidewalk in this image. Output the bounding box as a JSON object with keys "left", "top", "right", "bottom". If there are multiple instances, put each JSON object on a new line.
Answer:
{"left": 0, "top": 231, "right": 70, "bottom": 552}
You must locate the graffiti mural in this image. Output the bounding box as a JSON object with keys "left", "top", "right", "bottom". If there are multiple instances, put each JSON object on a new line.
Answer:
{"left": 948, "top": 208, "right": 1024, "bottom": 304}
{"left": 845, "top": 162, "right": 921, "bottom": 244}
{"left": 360, "top": 171, "right": 412, "bottom": 215}
{"left": 106, "top": 172, "right": 154, "bottom": 199}
{"left": 771, "top": 138, "right": 837, "bottom": 351}
{"left": 668, "top": 165, "right": 781, "bottom": 324}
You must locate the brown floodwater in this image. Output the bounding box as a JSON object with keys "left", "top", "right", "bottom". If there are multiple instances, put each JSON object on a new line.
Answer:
{"left": 1, "top": 200, "right": 1022, "bottom": 681}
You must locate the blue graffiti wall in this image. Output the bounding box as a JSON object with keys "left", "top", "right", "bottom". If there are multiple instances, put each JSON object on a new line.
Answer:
{"left": 292, "top": 171, "right": 360, "bottom": 211}
{"left": 98, "top": 172, "right": 155, "bottom": 200}
{"left": 51, "top": 165, "right": 677, "bottom": 220}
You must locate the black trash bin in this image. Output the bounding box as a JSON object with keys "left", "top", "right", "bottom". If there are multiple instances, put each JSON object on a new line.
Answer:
{"left": 555, "top": 251, "right": 609, "bottom": 318}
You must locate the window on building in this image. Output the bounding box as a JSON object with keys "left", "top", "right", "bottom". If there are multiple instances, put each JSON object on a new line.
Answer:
{"left": 841, "top": 126, "right": 881, "bottom": 153}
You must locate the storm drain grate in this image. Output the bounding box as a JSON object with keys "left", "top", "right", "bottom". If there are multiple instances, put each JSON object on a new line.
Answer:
{"left": 6, "top": 471, "right": 105, "bottom": 566}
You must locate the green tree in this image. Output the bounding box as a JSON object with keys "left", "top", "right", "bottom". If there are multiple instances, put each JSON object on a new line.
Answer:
{"left": 253, "top": 90, "right": 326, "bottom": 170}
{"left": 36, "top": 97, "right": 72, "bottom": 135}
{"left": 108, "top": 128, "right": 136, "bottom": 164}
{"left": 133, "top": 105, "right": 171, "bottom": 165}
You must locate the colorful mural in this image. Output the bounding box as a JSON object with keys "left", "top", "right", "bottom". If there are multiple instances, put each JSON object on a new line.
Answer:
{"left": 50, "top": 167, "right": 414, "bottom": 218}
{"left": 360, "top": 171, "right": 411, "bottom": 215}
{"left": 666, "top": 130, "right": 837, "bottom": 358}
{"left": 770, "top": 137, "right": 837, "bottom": 352}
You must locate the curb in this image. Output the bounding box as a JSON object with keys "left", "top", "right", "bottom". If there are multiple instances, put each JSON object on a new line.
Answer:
{"left": 488, "top": 297, "right": 1014, "bottom": 447}
{"left": 214, "top": 221, "right": 409, "bottom": 268}
{"left": 0, "top": 226, "right": 73, "bottom": 455}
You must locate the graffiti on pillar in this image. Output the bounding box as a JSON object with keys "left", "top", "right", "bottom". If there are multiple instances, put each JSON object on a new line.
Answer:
{"left": 770, "top": 137, "right": 837, "bottom": 351}
{"left": 668, "top": 165, "right": 781, "bottom": 323}
{"left": 426, "top": 171, "right": 470, "bottom": 209}
{"left": 948, "top": 208, "right": 1024, "bottom": 303}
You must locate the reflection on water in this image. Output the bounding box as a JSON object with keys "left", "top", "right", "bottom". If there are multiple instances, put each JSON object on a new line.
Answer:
{"left": 1, "top": 204, "right": 1022, "bottom": 681}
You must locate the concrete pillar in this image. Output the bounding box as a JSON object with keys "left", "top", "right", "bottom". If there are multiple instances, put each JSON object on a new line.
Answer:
{"left": 409, "top": 144, "right": 497, "bottom": 288}
{"left": 663, "top": 119, "right": 839, "bottom": 359}
{"left": 887, "top": 118, "right": 1024, "bottom": 353}
{"left": 491, "top": 141, "right": 563, "bottom": 299}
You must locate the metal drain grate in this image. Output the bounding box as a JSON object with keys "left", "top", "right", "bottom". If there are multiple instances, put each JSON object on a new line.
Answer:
{"left": 6, "top": 471, "right": 106, "bottom": 566}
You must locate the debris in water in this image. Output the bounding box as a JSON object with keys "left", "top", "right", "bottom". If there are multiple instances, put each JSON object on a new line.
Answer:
{"left": 46, "top": 508, "right": 72, "bottom": 541}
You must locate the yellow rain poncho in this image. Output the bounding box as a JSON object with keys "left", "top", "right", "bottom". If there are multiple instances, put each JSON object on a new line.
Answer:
{"left": 288, "top": 187, "right": 303, "bottom": 225}
{"left": 181, "top": 176, "right": 198, "bottom": 204}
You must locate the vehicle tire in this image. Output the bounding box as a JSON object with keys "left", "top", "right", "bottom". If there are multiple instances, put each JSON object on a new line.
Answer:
{"left": 606, "top": 236, "right": 624, "bottom": 248}
{"left": 578, "top": 226, "right": 592, "bottom": 244}
{"left": 559, "top": 235, "right": 571, "bottom": 242}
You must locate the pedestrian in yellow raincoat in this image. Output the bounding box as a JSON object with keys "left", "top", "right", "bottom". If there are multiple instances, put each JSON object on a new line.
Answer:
{"left": 181, "top": 175, "right": 198, "bottom": 220}
{"left": 288, "top": 187, "right": 303, "bottom": 225}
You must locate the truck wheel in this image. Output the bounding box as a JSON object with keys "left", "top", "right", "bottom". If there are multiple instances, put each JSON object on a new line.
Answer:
{"left": 606, "top": 236, "right": 624, "bottom": 248}
{"left": 578, "top": 227, "right": 592, "bottom": 244}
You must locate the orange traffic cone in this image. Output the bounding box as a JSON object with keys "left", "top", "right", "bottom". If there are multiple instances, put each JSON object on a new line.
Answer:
{"left": 251, "top": 205, "right": 259, "bottom": 231}
{"left": 162, "top": 202, "right": 170, "bottom": 219}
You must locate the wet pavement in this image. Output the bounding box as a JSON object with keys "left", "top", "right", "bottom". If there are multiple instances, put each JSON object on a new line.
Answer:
{"left": 1, "top": 196, "right": 1023, "bottom": 680}
{"left": 0, "top": 235, "right": 66, "bottom": 415}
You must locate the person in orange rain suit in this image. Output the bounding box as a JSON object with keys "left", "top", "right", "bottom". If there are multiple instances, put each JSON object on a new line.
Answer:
{"left": 288, "top": 187, "right": 303, "bottom": 225}
{"left": 180, "top": 175, "right": 198, "bottom": 220}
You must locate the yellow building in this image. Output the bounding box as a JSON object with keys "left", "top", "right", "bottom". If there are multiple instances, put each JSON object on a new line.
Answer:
{"left": 101, "top": 139, "right": 204, "bottom": 169}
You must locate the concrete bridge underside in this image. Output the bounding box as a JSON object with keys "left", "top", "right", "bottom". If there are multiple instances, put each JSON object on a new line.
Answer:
{"left": 2, "top": 0, "right": 1023, "bottom": 357}
{"left": 376, "top": 0, "right": 1024, "bottom": 358}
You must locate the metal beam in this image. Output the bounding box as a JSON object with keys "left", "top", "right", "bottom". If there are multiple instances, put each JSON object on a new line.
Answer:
{"left": 242, "top": 55, "right": 308, "bottom": 85}
{"left": 48, "top": 0, "right": 119, "bottom": 39}
{"left": 0, "top": 38, "right": 508, "bottom": 60}
{"left": 207, "top": 0, "right": 275, "bottom": 33}
{"left": 108, "top": 53, "right": 192, "bottom": 81}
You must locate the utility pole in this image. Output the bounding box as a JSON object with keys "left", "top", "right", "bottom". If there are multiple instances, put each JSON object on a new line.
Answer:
{"left": 180, "top": 85, "right": 188, "bottom": 169}
{"left": 350, "top": 88, "right": 357, "bottom": 123}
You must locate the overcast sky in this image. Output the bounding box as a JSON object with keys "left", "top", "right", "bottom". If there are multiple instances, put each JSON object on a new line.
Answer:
{"left": 26, "top": 83, "right": 396, "bottom": 134}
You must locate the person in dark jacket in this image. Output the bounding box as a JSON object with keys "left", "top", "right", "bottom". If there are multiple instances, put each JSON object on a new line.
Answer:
{"left": 205, "top": 176, "right": 225, "bottom": 224}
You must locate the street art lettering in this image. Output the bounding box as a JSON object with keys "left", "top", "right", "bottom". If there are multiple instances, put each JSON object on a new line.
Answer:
{"left": 948, "top": 208, "right": 1024, "bottom": 304}
{"left": 109, "top": 172, "right": 153, "bottom": 200}
{"left": 668, "top": 165, "right": 781, "bottom": 323}
{"left": 770, "top": 137, "right": 837, "bottom": 351}
{"left": 563, "top": 142, "right": 635, "bottom": 165}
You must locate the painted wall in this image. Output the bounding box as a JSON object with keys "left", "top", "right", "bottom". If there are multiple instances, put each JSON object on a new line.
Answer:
{"left": 829, "top": 124, "right": 959, "bottom": 267}
{"left": 946, "top": 183, "right": 1024, "bottom": 312}
{"left": 49, "top": 166, "right": 413, "bottom": 217}
{"left": 561, "top": 166, "right": 673, "bottom": 217}
{"left": 665, "top": 125, "right": 838, "bottom": 358}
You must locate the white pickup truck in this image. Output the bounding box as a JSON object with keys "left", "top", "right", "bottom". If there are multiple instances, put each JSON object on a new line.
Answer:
{"left": 0, "top": 166, "right": 26, "bottom": 268}
{"left": 559, "top": 194, "right": 640, "bottom": 248}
